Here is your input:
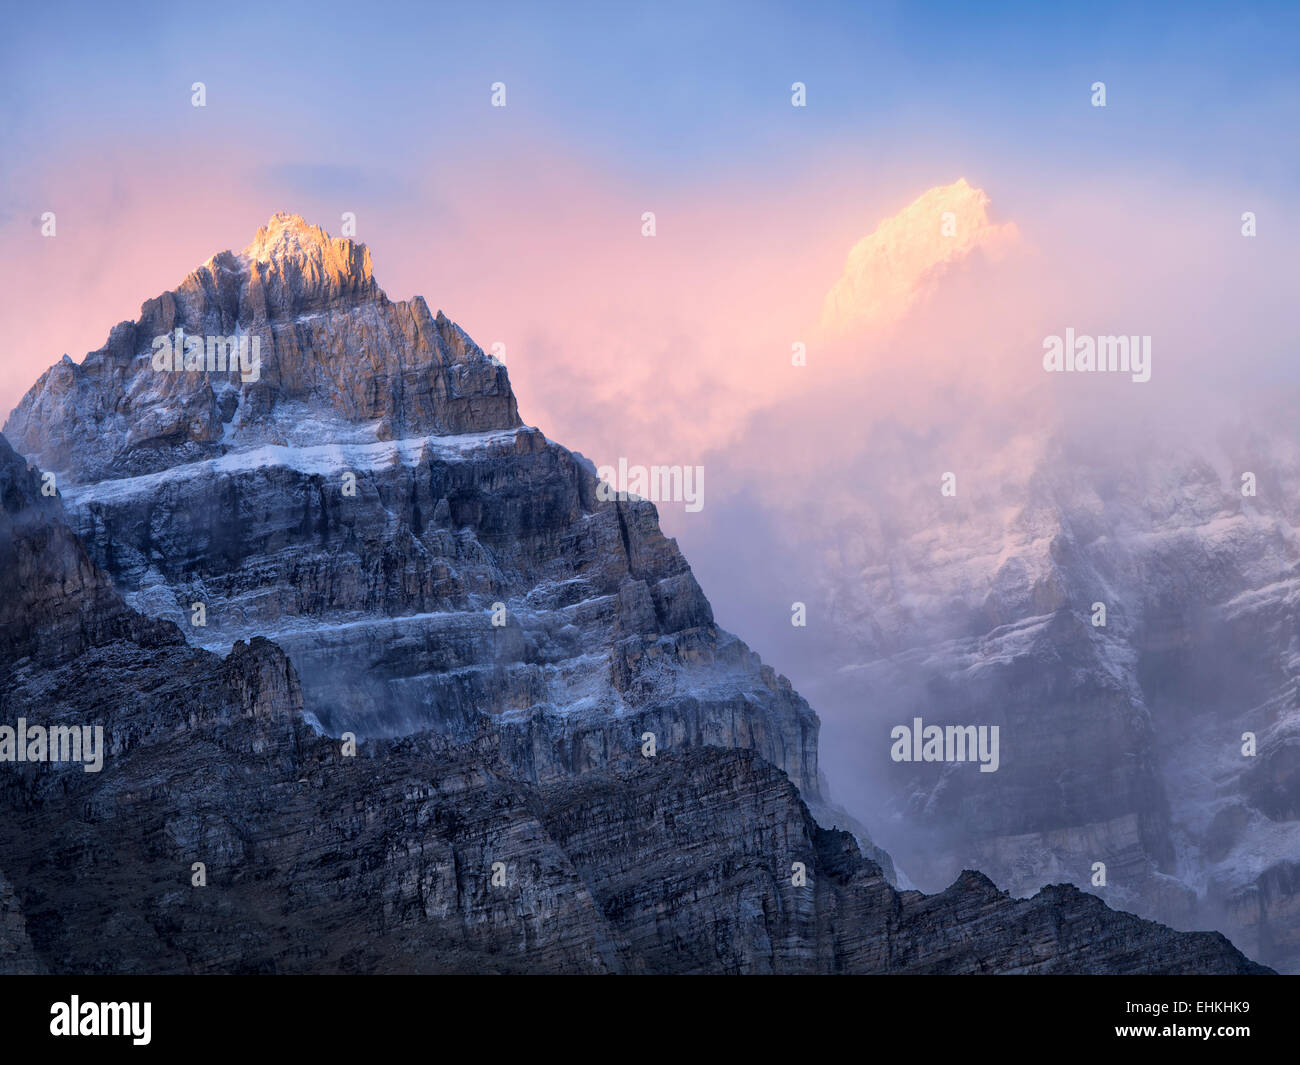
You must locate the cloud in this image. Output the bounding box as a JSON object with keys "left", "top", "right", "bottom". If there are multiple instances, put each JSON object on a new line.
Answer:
{"left": 250, "top": 163, "right": 416, "bottom": 203}
{"left": 820, "top": 178, "right": 1019, "bottom": 337}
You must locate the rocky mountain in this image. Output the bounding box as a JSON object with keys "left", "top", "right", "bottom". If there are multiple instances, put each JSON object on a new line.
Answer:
{"left": 797, "top": 421, "right": 1300, "bottom": 972}
{"left": 0, "top": 214, "right": 1272, "bottom": 973}
{"left": 0, "top": 431, "right": 1270, "bottom": 973}
{"left": 4, "top": 214, "right": 823, "bottom": 804}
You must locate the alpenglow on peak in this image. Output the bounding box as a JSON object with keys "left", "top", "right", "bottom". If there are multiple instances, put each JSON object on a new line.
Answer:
{"left": 241, "top": 212, "right": 338, "bottom": 262}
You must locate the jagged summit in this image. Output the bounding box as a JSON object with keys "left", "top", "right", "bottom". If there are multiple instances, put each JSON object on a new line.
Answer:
{"left": 4, "top": 215, "right": 520, "bottom": 482}
{"left": 235, "top": 212, "right": 377, "bottom": 302}
{"left": 241, "top": 212, "right": 335, "bottom": 262}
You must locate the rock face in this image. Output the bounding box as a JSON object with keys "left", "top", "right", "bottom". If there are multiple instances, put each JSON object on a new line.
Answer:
{"left": 7, "top": 213, "right": 519, "bottom": 483}
{"left": 801, "top": 425, "right": 1300, "bottom": 972}
{"left": 4, "top": 214, "right": 820, "bottom": 807}
{"left": 0, "top": 215, "right": 1272, "bottom": 973}
{"left": 0, "top": 433, "right": 1270, "bottom": 973}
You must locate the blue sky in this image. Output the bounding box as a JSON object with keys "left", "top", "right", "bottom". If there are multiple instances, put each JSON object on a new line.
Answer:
{"left": 4, "top": 1, "right": 1298, "bottom": 206}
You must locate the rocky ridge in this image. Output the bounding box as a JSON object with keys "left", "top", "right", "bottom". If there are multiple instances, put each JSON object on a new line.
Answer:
{"left": 5, "top": 214, "right": 824, "bottom": 819}
{"left": 803, "top": 425, "right": 1300, "bottom": 971}
{"left": 0, "top": 214, "right": 1274, "bottom": 973}
{"left": 0, "top": 433, "right": 1271, "bottom": 973}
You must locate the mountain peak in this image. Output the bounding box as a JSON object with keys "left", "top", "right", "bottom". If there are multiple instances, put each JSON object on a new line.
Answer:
{"left": 241, "top": 212, "right": 344, "bottom": 265}
{"left": 228, "top": 210, "right": 380, "bottom": 317}
{"left": 3, "top": 214, "right": 521, "bottom": 483}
